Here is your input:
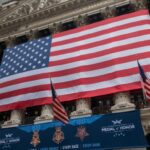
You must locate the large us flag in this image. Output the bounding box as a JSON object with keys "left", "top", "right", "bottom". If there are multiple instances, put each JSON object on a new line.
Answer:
{"left": 0, "top": 9, "right": 150, "bottom": 112}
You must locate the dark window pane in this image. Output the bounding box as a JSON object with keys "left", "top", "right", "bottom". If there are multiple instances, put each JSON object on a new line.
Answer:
{"left": 37, "top": 28, "right": 51, "bottom": 38}
{"left": 62, "top": 21, "right": 77, "bottom": 31}
{"left": 15, "top": 35, "right": 28, "bottom": 45}
{"left": 116, "top": 4, "right": 134, "bottom": 16}
{"left": 87, "top": 13, "right": 104, "bottom": 24}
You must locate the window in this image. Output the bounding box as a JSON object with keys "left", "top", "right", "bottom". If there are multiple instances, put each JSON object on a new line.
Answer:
{"left": 91, "top": 94, "right": 113, "bottom": 114}
{"left": 37, "top": 28, "right": 51, "bottom": 38}
{"left": 0, "top": 111, "right": 10, "bottom": 125}
{"left": 116, "top": 4, "right": 134, "bottom": 16}
{"left": 15, "top": 35, "right": 28, "bottom": 45}
{"left": 87, "top": 13, "right": 104, "bottom": 24}
{"left": 63, "top": 100, "right": 76, "bottom": 115}
{"left": 24, "top": 106, "right": 41, "bottom": 125}
{"left": 62, "top": 21, "right": 77, "bottom": 31}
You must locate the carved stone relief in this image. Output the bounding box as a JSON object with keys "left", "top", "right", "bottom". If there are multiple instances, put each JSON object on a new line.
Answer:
{"left": 1, "top": 0, "right": 64, "bottom": 23}
{"left": 0, "top": 0, "right": 147, "bottom": 41}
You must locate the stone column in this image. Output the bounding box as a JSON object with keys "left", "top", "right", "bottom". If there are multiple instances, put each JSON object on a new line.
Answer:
{"left": 70, "top": 98, "right": 92, "bottom": 118}
{"left": 104, "top": 6, "right": 116, "bottom": 18}
{"left": 27, "top": 30, "right": 38, "bottom": 40}
{"left": 137, "top": 108, "right": 150, "bottom": 150}
{"left": 111, "top": 92, "right": 135, "bottom": 113}
{"left": 112, "top": 92, "right": 146, "bottom": 150}
{"left": 141, "top": 108, "right": 150, "bottom": 134}
{"left": 52, "top": 22, "right": 62, "bottom": 34}
{"left": 76, "top": 15, "right": 88, "bottom": 27}
{"left": 34, "top": 105, "right": 53, "bottom": 124}
{"left": 2, "top": 109, "right": 24, "bottom": 128}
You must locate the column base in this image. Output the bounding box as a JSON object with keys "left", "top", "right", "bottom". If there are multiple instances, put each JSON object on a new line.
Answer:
{"left": 111, "top": 92, "right": 135, "bottom": 113}
{"left": 70, "top": 110, "right": 92, "bottom": 119}
{"left": 34, "top": 105, "right": 53, "bottom": 124}
{"left": 1, "top": 120, "right": 21, "bottom": 128}
{"left": 2, "top": 109, "right": 23, "bottom": 128}
{"left": 70, "top": 98, "right": 92, "bottom": 118}
{"left": 34, "top": 115, "right": 53, "bottom": 124}
{"left": 111, "top": 102, "right": 135, "bottom": 113}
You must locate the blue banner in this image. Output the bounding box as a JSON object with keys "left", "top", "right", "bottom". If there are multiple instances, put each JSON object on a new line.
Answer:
{"left": 0, "top": 111, "right": 148, "bottom": 150}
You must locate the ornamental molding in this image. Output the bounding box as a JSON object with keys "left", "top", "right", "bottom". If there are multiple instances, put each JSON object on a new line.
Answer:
{"left": 0, "top": 0, "right": 63, "bottom": 23}
{"left": 0, "top": 0, "right": 140, "bottom": 41}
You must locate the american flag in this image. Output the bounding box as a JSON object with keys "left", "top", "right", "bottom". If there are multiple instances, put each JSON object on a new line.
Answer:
{"left": 50, "top": 79, "right": 69, "bottom": 124}
{"left": 0, "top": 10, "right": 150, "bottom": 112}
{"left": 137, "top": 61, "right": 150, "bottom": 101}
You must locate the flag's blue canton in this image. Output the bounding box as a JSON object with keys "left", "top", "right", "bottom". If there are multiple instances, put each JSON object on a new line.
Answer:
{"left": 0, "top": 36, "right": 51, "bottom": 78}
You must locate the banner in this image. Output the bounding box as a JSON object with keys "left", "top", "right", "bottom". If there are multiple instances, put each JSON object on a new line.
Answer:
{"left": 0, "top": 111, "right": 148, "bottom": 150}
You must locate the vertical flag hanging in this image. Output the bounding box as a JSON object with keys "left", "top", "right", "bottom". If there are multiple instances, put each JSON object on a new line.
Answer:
{"left": 137, "top": 61, "right": 150, "bottom": 101}
{"left": 50, "top": 79, "right": 69, "bottom": 124}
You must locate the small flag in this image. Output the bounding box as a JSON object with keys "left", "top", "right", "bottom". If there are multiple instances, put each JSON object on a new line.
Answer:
{"left": 50, "top": 79, "right": 69, "bottom": 124}
{"left": 137, "top": 61, "right": 150, "bottom": 101}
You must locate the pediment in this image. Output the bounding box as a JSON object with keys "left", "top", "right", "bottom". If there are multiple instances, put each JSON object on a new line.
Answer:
{"left": 0, "top": 0, "right": 65, "bottom": 24}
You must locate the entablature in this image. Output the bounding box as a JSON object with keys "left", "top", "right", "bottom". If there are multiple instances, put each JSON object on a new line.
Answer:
{"left": 0, "top": 0, "right": 147, "bottom": 42}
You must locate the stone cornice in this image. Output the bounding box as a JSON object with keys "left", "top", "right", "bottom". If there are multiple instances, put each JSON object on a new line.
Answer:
{"left": 0, "top": 0, "right": 134, "bottom": 41}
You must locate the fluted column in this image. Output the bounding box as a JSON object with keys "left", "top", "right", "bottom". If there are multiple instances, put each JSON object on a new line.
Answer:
{"left": 2, "top": 109, "right": 24, "bottom": 128}
{"left": 70, "top": 98, "right": 92, "bottom": 118}
{"left": 34, "top": 105, "right": 53, "bottom": 124}
{"left": 111, "top": 92, "right": 135, "bottom": 113}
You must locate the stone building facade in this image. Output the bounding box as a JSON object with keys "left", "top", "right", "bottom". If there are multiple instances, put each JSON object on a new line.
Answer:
{"left": 0, "top": 0, "right": 150, "bottom": 149}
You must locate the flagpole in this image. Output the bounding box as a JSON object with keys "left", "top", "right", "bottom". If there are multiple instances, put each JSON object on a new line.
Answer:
{"left": 137, "top": 60, "right": 149, "bottom": 107}
{"left": 140, "top": 80, "right": 147, "bottom": 106}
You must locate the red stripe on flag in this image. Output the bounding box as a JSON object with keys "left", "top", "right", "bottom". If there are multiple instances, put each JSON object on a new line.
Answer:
{"left": 53, "top": 9, "right": 149, "bottom": 38}
{"left": 0, "top": 9, "right": 150, "bottom": 112}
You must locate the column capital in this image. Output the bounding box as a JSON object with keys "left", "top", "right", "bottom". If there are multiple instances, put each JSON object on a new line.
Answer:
{"left": 52, "top": 22, "right": 62, "bottom": 34}
{"left": 34, "top": 105, "right": 53, "bottom": 124}
{"left": 76, "top": 15, "right": 88, "bottom": 27}
{"left": 104, "top": 6, "right": 116, "bottom": 18}
{"left": 26, "top": 30, "right": 38, "bottom": 40}
{"left": 2, "top": 109, "right": 24, "bottom": 128}
{"left": 70, "top": 98, "right": 92, "bottom": 118}
{"left": 111, "top": 92, "right": 135, "bottom": 113}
